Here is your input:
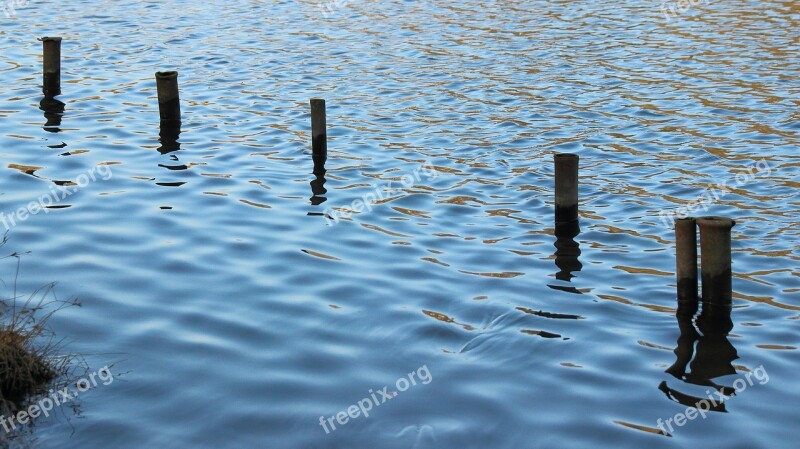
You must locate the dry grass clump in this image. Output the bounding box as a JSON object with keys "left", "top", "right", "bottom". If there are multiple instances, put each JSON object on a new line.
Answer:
{"left": 0, "top": 323, "right": 58, "bottom": 409}
{"left": 0, "top": 236, "right": 75, "bottom": 417}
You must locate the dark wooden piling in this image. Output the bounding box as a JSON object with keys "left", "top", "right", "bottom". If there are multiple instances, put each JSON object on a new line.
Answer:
{"left": 697, "top": 216, "right": 736, "bottom": 307}
{"left": 675, "top": 217, "right": 698, "bottom": 303}
{"left": 310, "top": 98, "right": 327, "bottom": 164}
{"left": 554, "top": 153, "right": 579, "bottom": 223}
{"left": 155, "top": 71, "right": 181, "bottom": 122}
{"left": 40, "top": 37, "right": 62, "bottom": 96}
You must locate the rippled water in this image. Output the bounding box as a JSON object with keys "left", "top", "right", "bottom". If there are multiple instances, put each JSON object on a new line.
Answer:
{"left": 0, "top": 0, "right": 798, "bottom": 447}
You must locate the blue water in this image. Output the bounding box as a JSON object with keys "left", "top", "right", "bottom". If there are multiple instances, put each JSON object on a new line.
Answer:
{"left": 0, "top": 0, "right": 798, "bottom": 447}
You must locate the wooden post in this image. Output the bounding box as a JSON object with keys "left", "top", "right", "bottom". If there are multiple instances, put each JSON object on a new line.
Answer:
{"left": 697, "top": 216, "right": 736, "bottom": 306}
{"left": 675, "top": 217, "right": 698, "bottom": 303}
{"left": 155, "top": 71, "right": 181, "bottom": 122}
{"left": 554, "top": 153, "right": 578, "bottom": 223}
{"left": 40, "top": 37, "right": 62, "bottom": 96}
{"left": 310, "top": 98, "right": 327, "bottom": 162}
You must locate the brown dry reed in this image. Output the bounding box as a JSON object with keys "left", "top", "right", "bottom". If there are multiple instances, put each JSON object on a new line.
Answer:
{"left": 0, "top": 234, "right": 77, "bottom": 419}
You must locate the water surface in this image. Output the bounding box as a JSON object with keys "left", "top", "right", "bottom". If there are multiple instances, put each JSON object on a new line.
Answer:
{"left": 0, "top": 0, "right": 798, "bottom": 448}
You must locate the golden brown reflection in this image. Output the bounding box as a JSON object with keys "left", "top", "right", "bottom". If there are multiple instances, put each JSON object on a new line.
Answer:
{"left": 613, "top": 420, "right": 670, "bottom": 437}
{"left": 421, "top": 257, "right": 449, "bottom": 267}
{"left": 754, "top": 344, "right": 797, "bottom": 350}
{"left": 516, "top": 306, "right": 583, "bottom": 320}
{"left": 458, "top": 270, "right": 524, "bottom": 278}
{"left": 300, "top": 249, "right": 340, "bottom": 261}
{"left": 239, "top": 199, "right": 271, "bottom": 209}
{"left": 422, "top": 309, "right": 474, "bottom": 331}
{"left": 521, "top": 329, "right": 564, "bottom": 339}
{"left": 7, "top": 164, "right": 43, "bottom": 177}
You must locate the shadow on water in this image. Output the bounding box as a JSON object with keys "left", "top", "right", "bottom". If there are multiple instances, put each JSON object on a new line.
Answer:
{"left": 660, "top": 301, "right": 738, "bottom": 412}
{"left": 548, "top": 220, "right": 582, "bottom": 294}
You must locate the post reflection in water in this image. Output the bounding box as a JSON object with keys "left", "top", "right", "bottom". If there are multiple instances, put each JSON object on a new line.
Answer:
{"left": 158, "top": 120, "right": 181, "bottom": 155}
{"left": 309, "top": 157, "right": 327, "bottom": 206}
{"left": 39, "top": 95, "right": 65, "bottom": 133}
{"left": 660, "top": 302, "right": 738, "bottom": 411}
{"left": 156, "top": 120, "right": 191, "bottom": 173}
{"left": 549, "top": 220, "right": 583, "bottom": 294}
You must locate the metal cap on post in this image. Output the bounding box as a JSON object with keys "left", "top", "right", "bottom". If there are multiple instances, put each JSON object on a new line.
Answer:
{"left": 675, "top": 217, "right": 698, "bottom": 303}
{"left": 554, "top": 153, "right": 579, "bottom": 223}
{"left": 697, "top": 216, "right": 736, "bottom": 307}
{"left": 155, "top": 71, "right": 181, "bottom": 123}
{"left": 40, "top": 36, "right": 62, "bottom": 96}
